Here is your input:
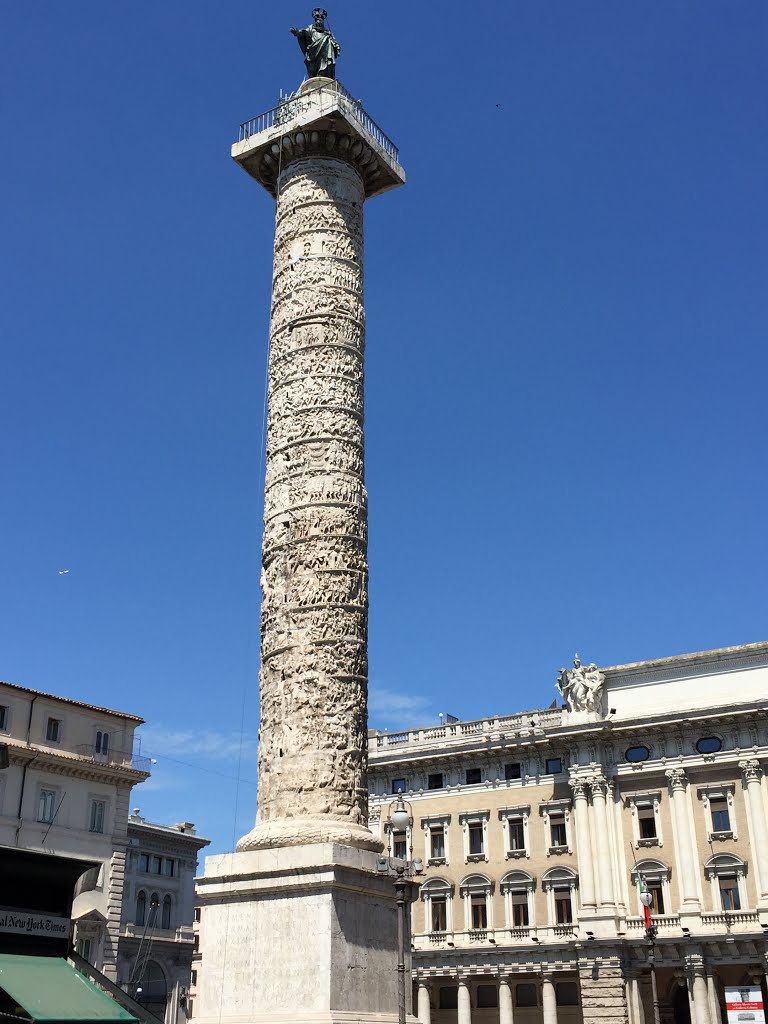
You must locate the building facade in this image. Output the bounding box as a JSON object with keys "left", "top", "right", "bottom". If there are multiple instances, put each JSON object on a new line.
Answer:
{"left": 0, "top": 680, "right": 150, "bottom": 981}
{"left": 368, "top": 642, "right": 768, "bottom": 1024}
{"left": 118, "top": 810, "right": 210, "bottom": 1024}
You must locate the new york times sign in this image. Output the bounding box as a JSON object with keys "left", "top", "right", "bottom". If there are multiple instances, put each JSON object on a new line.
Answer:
{"left": 0, "top": 909, "right": 70, "bottom": 937}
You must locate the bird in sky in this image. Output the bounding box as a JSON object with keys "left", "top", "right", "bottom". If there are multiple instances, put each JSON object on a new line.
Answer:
{"left": 58, "top": 569, "right": 70, "bottom": 575}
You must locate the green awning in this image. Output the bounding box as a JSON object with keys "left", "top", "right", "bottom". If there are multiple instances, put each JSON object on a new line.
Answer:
{"left": 0, "top": 955, "right": 138, "bottom": 1022}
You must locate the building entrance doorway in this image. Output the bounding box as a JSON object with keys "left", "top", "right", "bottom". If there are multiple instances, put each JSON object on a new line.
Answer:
{"left": 672, "top": 984, "right": 691, "bottom": 1024}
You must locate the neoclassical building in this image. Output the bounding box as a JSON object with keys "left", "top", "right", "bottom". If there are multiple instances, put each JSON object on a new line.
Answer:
{"left": 368, "top": 641, "right": 768, "bottom": 1024}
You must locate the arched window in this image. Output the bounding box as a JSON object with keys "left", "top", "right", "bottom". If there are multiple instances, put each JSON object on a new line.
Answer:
{"left": 161, "top": 895, "right": 172, "bottom": 930}
{"left": 704, "top": 854, "right": 747, "bottom": 912}
{"left": 631, "top": 859, "right": 671, "bottom": 916}
{"left": 459, "top": 874, "right": 494, "bottom": 933}
{"left": 500, "top": 870, "right": 536, "bottom": 930}
{"left": 135, "top": 891, "right": 146, "bottom": 927}
{"left": 134, "top": 960, "right": 167, "bottom": 1017}
{"left": 542, "top": 867, "right": 578, "bottom": 927}
{"left": 419, "top": 877, "right": 453, "bottom": 935}
{"left": 148, "top": 893, "right": 160, "bottom": 926}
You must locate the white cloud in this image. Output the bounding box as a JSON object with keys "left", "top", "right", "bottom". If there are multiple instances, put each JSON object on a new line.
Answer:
{"left": 136, "top": 725, "right": 257, "bottom": 764}
{"left": 368, "top": 685, "right": 433, "bottom": 730}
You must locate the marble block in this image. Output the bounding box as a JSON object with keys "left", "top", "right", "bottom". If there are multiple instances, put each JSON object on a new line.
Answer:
{"left": 194, "top": 843, "right": 415, "bottom": 1024}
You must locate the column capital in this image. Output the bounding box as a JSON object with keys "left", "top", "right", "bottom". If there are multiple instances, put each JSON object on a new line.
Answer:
{"left": 569, "top": 776, "right": 589, "bottom": 799}
{"left": 739, "top": 758, "right": 763, "bottom": 782}
{"left": 587, "top": 773, "right": 610, "bottom": 795}
{"left": 665, "top": 767, "right": 688, "bottom": 791}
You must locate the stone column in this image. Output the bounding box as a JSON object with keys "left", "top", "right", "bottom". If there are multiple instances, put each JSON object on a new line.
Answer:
{"left": 739, "top": 760, "right": 768, "bottom": 901}
{"left": 666, "top": 768, "right": 700, "bottom": 909}
{"left": 706, "top": 972, "right": 722, "bottom": 1024}
{"left": 570, "top": 778, "right": 596, "bottom": 910}
{"left": 626, "top": 974, "right": 646, "bottom": 1024}
{"left": 417, "top": 981, "right": 432, "bottom": 1024}
{"left": 588, "top": 775, "right": 615, "bottom": 907}
{"left": 499, "top": 977, "right": 514, "bottom": 1024}
{"left": 686, "top": 956, "right": 712, "bottom": 1024}
{"left": 542, "top": 974, "right": 558, "bottom": 1024}
{"left": 457, "top": 979, "right": 472, "bottom": 1024}
{"left": 235, "top": 91, "right": 404, "bottom": 854}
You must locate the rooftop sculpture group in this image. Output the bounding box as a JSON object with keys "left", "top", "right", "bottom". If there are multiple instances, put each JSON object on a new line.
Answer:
{"left": 291, "top": 8, "right": 341, "bottom": 80}
{"left": 557, "top": 655, "right": 605, "bottom": 714}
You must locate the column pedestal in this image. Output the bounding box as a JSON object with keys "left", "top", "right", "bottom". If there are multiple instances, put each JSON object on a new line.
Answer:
{"left": 195, "top": 844, "right": 415, "bottom": 1024}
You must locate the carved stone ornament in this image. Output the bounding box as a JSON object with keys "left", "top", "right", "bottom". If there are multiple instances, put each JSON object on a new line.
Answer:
{"left": 569, "top": 778, "right": 589, "bottom": 800}
{"left": 739, "top": 758, "right": 763, "bottom": 782}
{"left": 665, "top": 767, "right": 688, "bottom": 790}
{"left": 237, "top": 148, "right": 380, "bottom": 853}
{"left": 556, "top": 655, "right": 605, "bottom": 714}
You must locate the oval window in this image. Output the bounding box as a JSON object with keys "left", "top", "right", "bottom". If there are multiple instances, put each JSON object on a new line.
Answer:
{"left": 696, "top": 736, "right": 722, "bottom": 754}
{"left": 625, "top": 745, "right": 650, "bottom": 763}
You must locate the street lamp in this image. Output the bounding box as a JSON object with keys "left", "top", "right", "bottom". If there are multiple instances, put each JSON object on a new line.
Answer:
{"left": 640, "top": 889, "right": 661, "bottom": 1024}
{"left": 377, "top": 794, "right": 424, "bottom": 1024}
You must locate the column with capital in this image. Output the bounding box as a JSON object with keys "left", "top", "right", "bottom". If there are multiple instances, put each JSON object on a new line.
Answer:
{"left": 457, "top": 979, "right": 472, "bottom": 1024}
{"left": 570, "top": 777, "right": 597, "bottom": 910}
{"left": 588, "top": 774, "right": 615, "bottom": 907}
{"left": 417, "top": 980, "right": 432, "bottom": 1024}
{"left": 686, "top": 956, "right": 713, "bottom": 1024}
{"left": 739, "top": 760, "right": 768, "bottom": 903}
{"left": 665, "top": 768, "right": 700, "bottom": 910}
{"left": 706, "top": 971, "right": 722, "bottom": 1024}
{"left": 542, "top": 974, "right": 558, "bottom": 1024}
{"left": 499, "top": 976, "right": 514, "bottom": 1024}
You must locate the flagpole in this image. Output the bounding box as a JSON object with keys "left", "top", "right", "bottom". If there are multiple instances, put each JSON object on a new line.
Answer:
{"left": 632, "top": 842, "right": 661, "bottom": 1024}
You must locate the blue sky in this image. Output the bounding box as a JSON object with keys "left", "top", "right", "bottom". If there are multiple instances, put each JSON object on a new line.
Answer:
{"left": 2, "top": 2, "right": 766, "bottom": 854}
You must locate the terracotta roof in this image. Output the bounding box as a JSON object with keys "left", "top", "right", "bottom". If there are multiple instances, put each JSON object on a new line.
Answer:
{"left": 0, "top": 680, "right": 145, "bottom": 723}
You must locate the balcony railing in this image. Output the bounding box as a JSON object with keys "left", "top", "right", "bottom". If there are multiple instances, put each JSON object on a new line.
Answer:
{"left": 626, "top": 915, "right": 681, "bottom": 933}
{"left": 373, "top": 709, "right": 563, "bottom": 751}
{"left": 238, "top": 80, "right": 399, "bottom": 162}
{"left": 120, "top": 923, "right": 193, "bottom": 942}
{"left": 76, "top": 745, "right": 151, "bottom": 772}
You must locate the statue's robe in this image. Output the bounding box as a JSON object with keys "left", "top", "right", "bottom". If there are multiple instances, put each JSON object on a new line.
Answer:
{"left": 296, "top": 25, "right": 340, "bottom": 78}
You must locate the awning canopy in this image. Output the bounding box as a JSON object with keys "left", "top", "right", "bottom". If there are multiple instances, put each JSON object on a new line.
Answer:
{"left": 0, "top": 954, "right": 137, "bottom": 1022}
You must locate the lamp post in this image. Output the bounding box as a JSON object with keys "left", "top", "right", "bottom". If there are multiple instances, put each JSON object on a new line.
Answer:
{"left": 377, "top": 794, "right": 424, "bottom": 1024}
{"left": 640, "top": 889, "right": 662, "bottom": 1024}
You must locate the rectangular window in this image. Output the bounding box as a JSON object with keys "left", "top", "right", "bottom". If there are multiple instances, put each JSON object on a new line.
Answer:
{"left": 711, "top": 799, "right": 731, "bottom": 833}
{"left": 152, "top": 855, "right": 162, "bottom": 874}
{"left": 392, "top": 832, "right": 407, "bottom": 860}
{"left": 550, "top": 816, "right": 567, "bottom": 848}
{"left": 89, "top": 800, "right": 106, "bottom": 834}
{"left": 430, "top": 828, "right": 445, "bottom": 860}
{"left": 546, "top": 757, "right": 562, "bottom": 775}
{"left": 468, "top": 822, "right": 484, "bottom": 856}
{"left": 555, "top": 890, "right": 573, "bottom": 924}
{"left": 76, "top": 937, "right": 93, "bottom": 963}
{"left": 470, "top": 894, "right": 487, "bottom": 929}
{"left": 719, "top": 877, "right": 741, "bottom": 911}
{"left": 163, "top": 858, "right": 175, "bottom": 877}
{"left": 95, "top": 731, "right": 110, "bottom": 756}
{"left": 439, "top": 987, "right": 458, "bottom": 1010}
{"left": 194, "top": 907, "right": 201, "bottom": 922}
{"left": 0, "top": 706, "right": 7, "bottom": 731}
{"left": 46, "top": 718, "right": 61, "bottom": 743}
{"left": 38, "top": 789, "right": 56, "bottom": 823}
{"left": 516, "top": 984, "right": 538, "bottom": 1007}
{"left": 509, "top": 819, "right": 525, "bottom": 851}
{"left": 191, "top": 970, "right": 197, "bottom": 986}
{"left": 391, "top": 778, "right": 407, "bottom": 794}
{"left": 431, "top": 897, "right": 447, "bottom": 932}
{"left": 477, "top": 985, "right": 498, "bottom": 1009}
{"left": 648, "top": 882, "right": 665, "bottom": 915}
{"left": 505, "top": 762, "right": 522, "bottom": 781}
{"left": 465, "top": 767, "right": 481, "bottom": 785}
{"left": 512, "top": 893, "right": 529, "bottom": 926}
{"left": 556, "top": 982, "right": 580, "bottom": 1007}
{"left": 139, "top": 854, "right": 150, "bottom": 873}
{"left": 638, "top": 806, "right": 657, "bottom": 840}
{"left": 427, "top": 772, "right": 443, "bottom": 790}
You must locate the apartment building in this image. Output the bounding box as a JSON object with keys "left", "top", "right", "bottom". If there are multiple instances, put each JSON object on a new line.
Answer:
{"left": 118, "top": 809, "right": 210, "bottom": 1023}
{"left": 368, "top": 642, "right": 768, "bottom": 1024}
{"left": 0, "top": 680, "right": 150, "bottom": 981}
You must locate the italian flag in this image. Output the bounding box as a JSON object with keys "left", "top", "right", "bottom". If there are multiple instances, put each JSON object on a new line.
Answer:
{"left": 638, "top": 876, "right": 653, "bottom": 929}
